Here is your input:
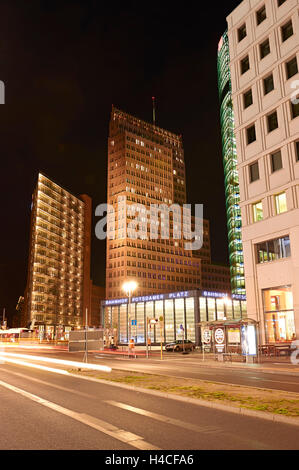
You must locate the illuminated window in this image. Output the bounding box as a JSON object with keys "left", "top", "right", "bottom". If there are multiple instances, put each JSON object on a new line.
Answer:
{"left": 275, "top": 192, "right": 287, "bottom": 214}
{"left": 256, "top": 236, "right": 291, "bottom": 264}
{"left": 263, "top": 286, "right": 295, "bottom": 343}
{"left": 253, "top": 201, "right": 263, "bottom": 222}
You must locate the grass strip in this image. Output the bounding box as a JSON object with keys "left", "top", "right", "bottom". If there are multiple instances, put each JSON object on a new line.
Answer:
{"left": 69, "top": 368, "right": 299, "bottom": 418}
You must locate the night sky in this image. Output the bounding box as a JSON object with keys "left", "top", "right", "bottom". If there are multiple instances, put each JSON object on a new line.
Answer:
{"left": 0, "top": 0, "right": 241, "bottom": 324}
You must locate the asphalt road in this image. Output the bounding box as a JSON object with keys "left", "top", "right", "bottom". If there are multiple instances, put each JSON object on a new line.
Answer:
{"left": 6, "top": 346, "right": 299, "bottom": 393}
{"left": 0, "top": 360, "right": 299, "bottom": 450}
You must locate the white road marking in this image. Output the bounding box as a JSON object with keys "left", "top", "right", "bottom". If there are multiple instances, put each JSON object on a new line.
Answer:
{"left": 0, "top": 368, "right": 95, "bottom": 399}
{"left": 0, "top": 379, "right": 159, "bottom": 450}
{"left": 105, "top": 400, "right": 220, "bottom": 434}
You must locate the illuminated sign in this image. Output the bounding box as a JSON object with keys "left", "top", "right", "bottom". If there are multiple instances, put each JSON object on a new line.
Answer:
{"left": 103, "top": 290, "right": 246, "bottom": 306}
{"left": 215, "top": 328, "right": 225, "bottom": 345}
{"left": 241, "top": 325, "right": 257, "bottom": 356}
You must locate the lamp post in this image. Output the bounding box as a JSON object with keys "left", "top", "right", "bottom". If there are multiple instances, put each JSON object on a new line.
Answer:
{"left": 122, "top": 281, "right": 138, "bottom": 356}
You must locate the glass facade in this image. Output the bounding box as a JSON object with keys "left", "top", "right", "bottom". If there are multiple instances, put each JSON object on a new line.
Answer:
{"left": 102, "top": 290, "right": 247, "bottom": 345}
{"left": 263, "top": 286, "right": 295, "bottom": 343}
{"left": 119, "top": 304, "right": 127, "bottom": 343}
{"left": 217, "top": 32, "right": 245, "bottom": 296}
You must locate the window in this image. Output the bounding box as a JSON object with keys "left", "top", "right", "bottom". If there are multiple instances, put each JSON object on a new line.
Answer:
{"left": 267, "top": 111, "right": 278, "bottom": 132}
{"left": 260, "top": 39, "right": 270, "bottom": 59}
{"left": 257, "top": 236, "right": 291, "bottom": 264}
{"left": 296, "top": 141, "right": 299, "bottom": 162}
{"left": 263, "top": 74, "right": 274, "bottom": 94}
{"left": 263, "top": 286, "right": 295, "bottom": 343}
{"left": 253, "top": 201, "right": 263, "bottom": 222}
{"left": 277, "top": 0, "right": 287, "bottom": 6}
{"left": 286, "top": 57, "right": 298, "bottom": 79}
{"left": 281, "top": 20, "right": 293, "bottom": 42}
{"left": 291, "top": 96, "right": 299, "bottom": 119}
{"left": 271, "top": 151, "right": 283, "bottom": 172}
{"left": 238, "top": 24, "right": 247, "bottom": 42}
{"left": 243, "top": 89, "right": 253, "bottom": 109}
{"left": 249, "top": 162, "right": 260, "bottom": 182}
{"left": 275, "top": 192, "right": 287, "bottom": 214}
{"left": 241, "top": 56, "right": 250, "bottom": 74}
{"left": 256, "top": 6, "right": 267, "bottom": 25}
{"left": 247, "top": 125, "right": 256, "bottom": 145}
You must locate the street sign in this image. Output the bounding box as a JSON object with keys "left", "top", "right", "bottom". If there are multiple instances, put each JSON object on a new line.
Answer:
{"left": 131, "top": 320, "right": 137, "bottom": 326}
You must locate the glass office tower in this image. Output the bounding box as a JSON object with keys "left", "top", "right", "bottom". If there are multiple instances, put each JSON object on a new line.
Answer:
{"left": 217, "top": 32, "right": 245, "bottom": 296}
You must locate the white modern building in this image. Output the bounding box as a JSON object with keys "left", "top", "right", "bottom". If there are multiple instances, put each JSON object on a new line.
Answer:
{"left": 225, "top": 0, "right": 299, "bottom": 344}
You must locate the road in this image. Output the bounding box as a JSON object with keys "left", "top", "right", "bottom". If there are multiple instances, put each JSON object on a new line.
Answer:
{"left": 4, "top": 346, "right": 299, "bottom": 393}
{"left": 0, "top": 359, "right": 299, "bottom": 450}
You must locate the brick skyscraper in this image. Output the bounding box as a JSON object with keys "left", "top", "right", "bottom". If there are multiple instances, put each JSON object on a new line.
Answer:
{"left": 106, "top": 106, "right": 215, "bottom": 299}
{"left": 24, "top": 173, "right": 92, "bottom": 339}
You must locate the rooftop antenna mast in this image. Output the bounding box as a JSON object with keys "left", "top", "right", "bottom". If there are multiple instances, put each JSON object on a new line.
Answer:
{"left": 152, "top": 97, "right": 156, "bottom": 125}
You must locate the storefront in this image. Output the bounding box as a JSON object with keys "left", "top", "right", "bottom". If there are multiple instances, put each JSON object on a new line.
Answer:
{"left": 101, "top": 290, "right": 247, "bottom": 346}
{"left": 263, "top": 286, "right": 296, "bottom": 343}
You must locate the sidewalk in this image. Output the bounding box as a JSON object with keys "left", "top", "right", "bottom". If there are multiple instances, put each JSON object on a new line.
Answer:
{"left": 99, "top": 346, "right": 299, "bottom": 377}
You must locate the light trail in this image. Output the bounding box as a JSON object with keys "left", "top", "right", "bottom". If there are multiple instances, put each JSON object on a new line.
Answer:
{"left": 0, "top": 351, "right": 112, "bottom": 373}
{"left": 0, "top": 356, "right": 69, "bottom": 375}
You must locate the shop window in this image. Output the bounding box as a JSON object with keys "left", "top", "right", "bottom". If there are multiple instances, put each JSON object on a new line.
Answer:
{"left": 263, "top": 287, "right": 295, "bottom": 343}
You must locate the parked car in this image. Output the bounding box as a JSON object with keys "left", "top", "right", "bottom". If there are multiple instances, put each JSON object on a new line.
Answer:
{"left": 165, "top": 340, "right": 196, "bottom": 352}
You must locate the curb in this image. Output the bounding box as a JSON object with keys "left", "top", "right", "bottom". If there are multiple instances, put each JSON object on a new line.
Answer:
{"left": 67, "top": 370, "right": 299, "bottom": 428}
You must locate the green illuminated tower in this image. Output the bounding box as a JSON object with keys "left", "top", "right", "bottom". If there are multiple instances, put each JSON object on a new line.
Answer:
{"left": 217, "top": 31, "right": 245, "bottom": 296}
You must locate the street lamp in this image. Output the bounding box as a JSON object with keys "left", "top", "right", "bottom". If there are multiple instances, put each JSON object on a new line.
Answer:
{"left": 122, "top": 281, "right": 138, "bottom": 354}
